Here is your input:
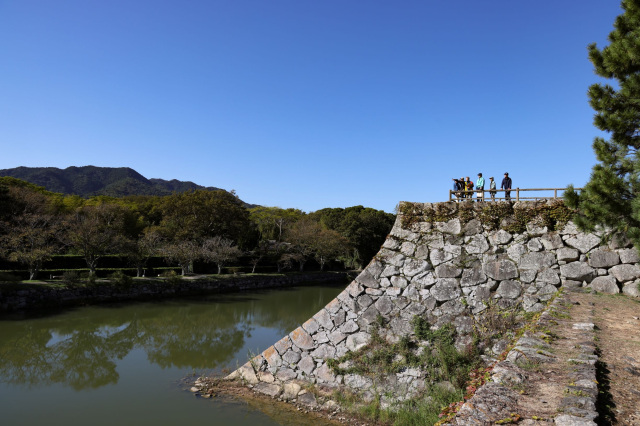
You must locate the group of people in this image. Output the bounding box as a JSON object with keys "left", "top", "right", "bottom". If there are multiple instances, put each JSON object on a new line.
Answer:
{"left": 452, "top": 173, "right": 513, "bottom": 201}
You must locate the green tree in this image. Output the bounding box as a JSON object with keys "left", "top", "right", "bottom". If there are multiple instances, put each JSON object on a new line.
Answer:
{"left": 566, "top": 0, "right": 640, "bottom": 246}
{"left": 123, "top": 229, "right": 162, "bottom": 277}
{"left": 158, "top": 190, "right": 251, "bottom": 245}
{"left": 65, "top": 203, "right": 129, "bottom": 276}
{"left": 1, "top": 186, "right": 62, "bottom": 280}
{"left": 0, "top": 183, "right": 13, "bottom": 224}
{"left": 201, "top": 236, "right": 242, "bottom": 274}
{"left": 312, "top": 228, "right": 349, "bottom": 271}
{"left": 283, "top": 218, "right": 322, "bottom": 271}
{"left": 160, "top": 240, "right": 200, "bottom": 276}
{"left": 309, "top": 206, "right": 395, "bottom": 268}
{"left": 247, "top": 240, "right": 269, "bottom": 273}
{"left": 248, "top": 206, "right": 304, "bottom": 241}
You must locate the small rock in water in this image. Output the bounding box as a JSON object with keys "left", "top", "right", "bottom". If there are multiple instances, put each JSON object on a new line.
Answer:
{"left": 190, "top": 387, "right": 200, "bottom": 393}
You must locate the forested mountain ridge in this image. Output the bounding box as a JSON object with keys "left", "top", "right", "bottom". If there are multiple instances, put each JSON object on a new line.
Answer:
{"left": 0, "top": 166, "right": 222, "bottom": 197}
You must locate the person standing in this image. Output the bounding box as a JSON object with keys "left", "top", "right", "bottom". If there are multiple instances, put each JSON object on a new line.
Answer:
{"left": 489, "top": 177, "right": 497, "bottom": 200}
{"left": 475, "top": 173, "right": 485, "bottom": 201}
{"left": 501, "top": 172, "right": 512, "bottom": 201}
{"left": 465, "top": 177, "right": 474, "bottom": 199}
{"left": 452, "top": 178, "right": 462, "bottom": 201}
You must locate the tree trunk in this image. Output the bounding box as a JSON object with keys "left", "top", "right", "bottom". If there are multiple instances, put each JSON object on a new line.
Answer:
{"left": 251, "top": 264, "right": 257, "bottom": 273}
{"left": 136, "top": 266, "right": 143, "bottom": 278}
{"left": 181, "top": 265, "right": 187, "bottom": 276}
{"left": 87, "top": 256, "right": 98, "bottom": 276}
{"left": 217, "top": 264, "right": 222, "bottom": 274}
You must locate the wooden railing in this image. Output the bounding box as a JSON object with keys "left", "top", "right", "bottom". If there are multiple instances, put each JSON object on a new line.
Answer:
{"left": 448, "top": 187, "right": 583, "bottom": 202}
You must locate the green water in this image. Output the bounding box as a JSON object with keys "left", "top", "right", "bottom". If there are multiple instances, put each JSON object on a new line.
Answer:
{"left": 0, "top": 283, "right": 345, "bottom": 426}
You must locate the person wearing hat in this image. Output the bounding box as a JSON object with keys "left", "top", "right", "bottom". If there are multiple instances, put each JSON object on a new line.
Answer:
{"left": 489, "top": 177, "right": 497, "bottom": 200}
{"left": 475, "top": 173, "right": 485, "bottom": 201}
{"left": 501, "top": 172, "right": 512, "bottom": 201}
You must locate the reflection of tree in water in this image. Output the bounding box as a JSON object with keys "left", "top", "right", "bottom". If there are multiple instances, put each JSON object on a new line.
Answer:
{"left": 140, "top": 305, "right": 251, "bottom": 369}
{"left": 0, "top": 325, "right": 55, "bottom": 387}
{"left": 0, "top": 284, "right": 344, "bottom": 390}
{"left": 0, "top": 320, "right": 140, "bottom": 390}
{"left": 0, "top": 304, "right": 250, "bottom": 390}
{"left": 234, "top": 285, "right": 343, "bottom": 334}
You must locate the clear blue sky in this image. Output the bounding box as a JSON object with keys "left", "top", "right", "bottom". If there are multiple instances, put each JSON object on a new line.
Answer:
{"left": 0, "top": 0, "right": 623, "bottom": 213}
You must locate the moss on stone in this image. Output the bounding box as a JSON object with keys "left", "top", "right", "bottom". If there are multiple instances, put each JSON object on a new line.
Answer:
{"left": 397, "top": 200, "right": 575, "bottom": 234}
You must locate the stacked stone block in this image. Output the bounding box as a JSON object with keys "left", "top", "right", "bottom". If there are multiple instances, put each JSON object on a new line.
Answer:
{"left": 229, "top": 201, "right": 640, "bottom": 402}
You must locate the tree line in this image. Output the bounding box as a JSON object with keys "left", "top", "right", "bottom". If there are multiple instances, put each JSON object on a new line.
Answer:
{"left": 565, "top": 0, "right": 640, "bottom": 250}
{"left": 0, "top": 177, "right": 395, "bottom": 280}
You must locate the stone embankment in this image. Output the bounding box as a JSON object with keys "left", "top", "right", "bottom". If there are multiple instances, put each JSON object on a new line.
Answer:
{"left": 0, "top": 272, "right": 347, "bottom": 313}
{"left": 226, "top": 201, "right": 640, "bottom": 421}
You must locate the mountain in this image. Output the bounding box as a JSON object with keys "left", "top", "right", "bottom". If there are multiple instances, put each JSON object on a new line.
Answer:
{"left": 0, "top": 166, "right": 223, "bottom": 197}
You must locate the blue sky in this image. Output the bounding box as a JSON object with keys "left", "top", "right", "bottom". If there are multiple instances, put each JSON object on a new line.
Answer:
{"left": 0, "top": 1, "right": 623, "bottom": 213}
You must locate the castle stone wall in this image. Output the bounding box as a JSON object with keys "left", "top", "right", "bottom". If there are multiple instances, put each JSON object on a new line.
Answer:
{"left": 229, "top": 201, "right": 640, "bottom": 402}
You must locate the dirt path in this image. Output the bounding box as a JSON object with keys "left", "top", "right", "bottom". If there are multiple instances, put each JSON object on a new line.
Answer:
{"left": 448, "top": 289, "right": 640, "bottom": 425}
{"left": 575, "top": 292, "right": 640, "bottom": 425}
{"left": 516, "top": 291, "right": 640, "bottom": 425}
{"left": 515, "top": 292, "right": 597, "bottom": 422}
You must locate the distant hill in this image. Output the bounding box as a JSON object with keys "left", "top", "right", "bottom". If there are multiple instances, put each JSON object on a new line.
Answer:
{"left": 0, "top": 166, "right": 224, "bottom": 198}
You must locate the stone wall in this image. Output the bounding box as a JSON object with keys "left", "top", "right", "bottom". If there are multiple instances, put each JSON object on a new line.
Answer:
{"left": 229, "top": 201, "right": 640, "bottom": 402}
{"left": 0, "top": 272, "right": 346, "bottom": 313}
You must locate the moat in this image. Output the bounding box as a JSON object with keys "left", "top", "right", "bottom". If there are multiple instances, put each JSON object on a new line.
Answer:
{"left": 0, "top": 282, "right": 344, "bottom": 426}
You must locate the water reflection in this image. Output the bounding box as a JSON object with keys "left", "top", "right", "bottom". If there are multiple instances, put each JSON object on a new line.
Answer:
{"left": 0, "top": 284, "right": 343, "bottom": 390}
{"left": 1, "top": 323, "right": 129, "bottom": 389}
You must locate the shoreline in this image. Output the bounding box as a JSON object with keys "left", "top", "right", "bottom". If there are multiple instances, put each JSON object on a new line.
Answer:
{"left": 0, "top": 271, "right": 349, "bottom": 314}
{"left": 190, "top": 375, "right": 366, "bottom": 426}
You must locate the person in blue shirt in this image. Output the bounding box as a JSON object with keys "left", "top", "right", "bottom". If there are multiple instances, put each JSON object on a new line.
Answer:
{"left": 475, "top": 173, "right": 485, "bottom": 201}
{"left": 452, "top": 178, "right": 463, "bottom": 201}
{"left": 453, "top": 177, "right": 465, "bottom": 199}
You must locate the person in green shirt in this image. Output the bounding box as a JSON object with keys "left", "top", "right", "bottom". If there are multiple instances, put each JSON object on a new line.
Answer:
{"left": 475, "top": 173, "right": 485, "bottom": 201}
